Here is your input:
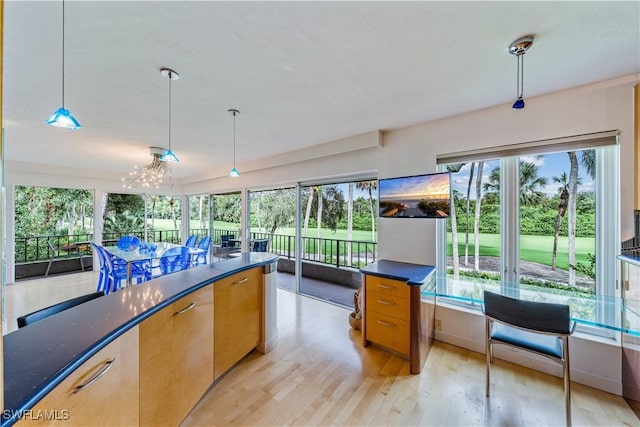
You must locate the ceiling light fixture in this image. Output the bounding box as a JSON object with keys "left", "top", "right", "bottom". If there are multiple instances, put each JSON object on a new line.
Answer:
{"left": 159, "top": 68, "right": 180, "bottom": 163}
{"left": 45, "top": 0, "right": 81, "bottom": 130}
{"left": 228, "top": 109, "right": 241, "bottom": 177}
{"left": 508, "top": 35, "right": 534, "bottom": 110}
{"left": 122, "top": 147, "right": 172, "bottom": 189}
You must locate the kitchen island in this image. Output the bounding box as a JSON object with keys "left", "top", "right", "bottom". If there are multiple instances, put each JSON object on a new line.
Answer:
{"left": 3, "top": 252, "right": 278, "bottom": 427}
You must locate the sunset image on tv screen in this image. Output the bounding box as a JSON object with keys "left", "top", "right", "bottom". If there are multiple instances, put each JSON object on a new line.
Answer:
{"left": 379, "top": 173, "right": 451, "bottom": 218}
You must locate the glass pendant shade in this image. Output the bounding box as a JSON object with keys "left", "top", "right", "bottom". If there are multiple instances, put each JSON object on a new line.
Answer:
{"left": 229, "top": 167, "right": 240, "bottom": 178}
{"left": 512, "top": 98, "right": 525, "bottom": 109}
{"left": 45, "top": 107, "right": 82, "bottom": 130}
{"left": 160, "top": 148, "right": 179, "bottom": 163}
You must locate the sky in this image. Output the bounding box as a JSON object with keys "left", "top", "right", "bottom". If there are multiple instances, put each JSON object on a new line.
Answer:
{"left": 379, "top": 173, "right": 450, "bottom": 200}
{"left": 449, "top": 151, "right": 595, "bottom": 198}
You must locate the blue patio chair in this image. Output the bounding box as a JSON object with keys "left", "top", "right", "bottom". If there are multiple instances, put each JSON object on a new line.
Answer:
{"left": 117, "top": 235, "right": 141, "bottom": 251}
{"left": 185, "top": 234, "right": 198, "bottom": 248}
{"left": 194, "top": 236, "right": 211, "bottom": 266}
{"left": 251, "top": 238, "right": 269, "bottom": 252}
{"left": 159, "top": 246, "right": 191, "bottom": 275}
{"left": 93, "top": 243, "right": 150, "bottom": 293}
{"left": 91, "top": 242, "right": 109, "bottom": 293}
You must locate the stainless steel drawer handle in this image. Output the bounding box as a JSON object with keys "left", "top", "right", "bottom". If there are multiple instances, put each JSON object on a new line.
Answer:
{"left": 377, "top": 284, "right": 395, "bottom": 290}
{"left": 232, "top": 277, "right": 249, "bottom": 285}
{"left": 378, "top": 320, "right": 396, "bottom": 328}
{"left": 377, "top": 299, "right": 396, "bottom": 306}
{"left": 174, "top": 302, "right": 196, "bottom": 316}
{"left": 73, "top": 358, "right": 116, "bottom": 394}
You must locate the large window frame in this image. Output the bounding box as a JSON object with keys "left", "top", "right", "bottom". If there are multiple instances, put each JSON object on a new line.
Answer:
{"left": 436, "top": 131, "right": 620, "bottom": 338}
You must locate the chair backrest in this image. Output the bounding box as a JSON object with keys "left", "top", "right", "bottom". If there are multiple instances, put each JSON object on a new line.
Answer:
{"left": 117, "top": 235, "right": 141, "bottom": 251}
{"left": 251, "top": 239, "right": 269, "bottom": 252}
{"left": 220, "top": 234, "right": 232, "bottom": 247}
{"left": 185, "top": 234, "right": 198, "bottom": 248}
{"left": 483, "top": 291, "right": 572, "bottom": 334}
{"left": 198, "top": 236, "right": 211, "bottom": 251}
{"left": 159, "top": 246, "right": 191, "bottom": 274}
{"left": 17, "top": 291, "right": 106, "bottom": 328}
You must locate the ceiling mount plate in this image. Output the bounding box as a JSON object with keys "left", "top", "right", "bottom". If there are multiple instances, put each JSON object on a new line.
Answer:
{"left": 509, "top": 35, "right": 534, "bottom": 56}
{"left": 228, "top": 109, "right": 240, "bottom": 116}
{"left": 160, "top": 68, "right": 180, "bottom": 80}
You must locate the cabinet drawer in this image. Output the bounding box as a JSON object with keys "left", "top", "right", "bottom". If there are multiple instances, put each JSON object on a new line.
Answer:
{"left": 365, "top": 275, "right": 409, "bottom": 299}
{"left": 365, "top": 290, "right": 409, "bottom": 321}
{"left": 365, "top": 310, "right": 410, "bottom": 356}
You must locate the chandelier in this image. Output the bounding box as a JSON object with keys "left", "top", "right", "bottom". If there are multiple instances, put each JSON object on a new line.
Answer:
{"left": 122, "top": 147, "right": 172, "bottom": 189}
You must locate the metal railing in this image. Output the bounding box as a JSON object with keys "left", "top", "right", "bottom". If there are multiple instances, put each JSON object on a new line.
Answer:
{"left": 16, "top": 229, "right": 377, "bottom": 270}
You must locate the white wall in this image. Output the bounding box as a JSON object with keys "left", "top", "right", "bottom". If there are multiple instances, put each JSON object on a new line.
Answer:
{"left": 5, "top": 74, "right": 639, "bottom": 394}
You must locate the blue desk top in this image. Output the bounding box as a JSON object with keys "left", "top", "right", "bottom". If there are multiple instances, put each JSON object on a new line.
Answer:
{"left": 360, "top": 260, "right": 435, "bottom": 286}
{"left": 2, "top": 252, "right": 278, "bottom": 427}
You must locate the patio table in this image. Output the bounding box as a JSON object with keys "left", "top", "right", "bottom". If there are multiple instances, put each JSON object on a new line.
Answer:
{"left": 103, "top": 242, "right": 204, "bottom": 287}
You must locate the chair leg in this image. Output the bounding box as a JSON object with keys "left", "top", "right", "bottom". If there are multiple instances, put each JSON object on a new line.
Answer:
{"left": 485, "top": 317, "right": 491, "bottom": 397}
{"left": 45, "top": 258, "right": 54, "bottom": 276}
{"left": 563, "top": 336, "right": 571, "bottom": 427}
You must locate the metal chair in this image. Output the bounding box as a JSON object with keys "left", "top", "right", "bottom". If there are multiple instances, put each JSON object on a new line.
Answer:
{"left": 17, "top": 291, "right": 105, "bottom": 328}
{"left": 251, "top": 238, "right": 269, "bottom": 252}
{"left": 159, "top": 246, "right": 191, "bottom": 275}
{"left": 483, "top": 291, "right": 576, "bottom": 426}
{"left": 185, "top": 234, "right": 199, "bottom": 248}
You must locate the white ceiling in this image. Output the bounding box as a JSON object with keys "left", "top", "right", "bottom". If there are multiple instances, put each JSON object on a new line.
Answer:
{"left": 4, "top": 1, "right": 640, "bottom": 184}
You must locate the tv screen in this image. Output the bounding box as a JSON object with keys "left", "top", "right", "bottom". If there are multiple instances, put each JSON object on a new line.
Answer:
{"left": 378, "top": 172, "right": 451, "bottom": 218}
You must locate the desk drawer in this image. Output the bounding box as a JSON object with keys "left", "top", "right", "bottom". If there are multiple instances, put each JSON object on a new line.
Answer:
{"left": 365, "top": 290, "right": 409, "bottom": 321}
{"left": 366, "top": 310, "right": 410, "bottom": 355}
{"left": 365, "top": 275, "right": 409, "bottom": 299}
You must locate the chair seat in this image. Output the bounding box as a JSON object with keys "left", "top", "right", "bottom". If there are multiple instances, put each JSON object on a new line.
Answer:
{"left": 491, "top": 323, "right": 563, "bottom": 359}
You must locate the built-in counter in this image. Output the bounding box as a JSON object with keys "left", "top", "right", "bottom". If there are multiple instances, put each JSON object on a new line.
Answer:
{"left": 2, "top": 252, "right": 279, "bottom": 427}
{"left": 360, "top": 260, "right": 436, "bottom": 374}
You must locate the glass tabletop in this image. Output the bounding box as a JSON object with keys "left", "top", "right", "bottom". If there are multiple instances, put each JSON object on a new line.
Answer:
{"left": 103, "top": 242, "right": 203, "bottom": 263}
{"left": 423, "top": 275, "right": 640, "bottom": 336}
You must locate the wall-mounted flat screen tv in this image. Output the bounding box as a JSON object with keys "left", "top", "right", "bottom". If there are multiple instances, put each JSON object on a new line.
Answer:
{"left": 378, "top": 172, "right": 451, "bottom": 218}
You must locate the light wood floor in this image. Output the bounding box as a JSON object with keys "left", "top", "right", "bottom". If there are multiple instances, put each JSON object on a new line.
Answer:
{"left": 3, "top": 273, "right": 639, "bottom": 425}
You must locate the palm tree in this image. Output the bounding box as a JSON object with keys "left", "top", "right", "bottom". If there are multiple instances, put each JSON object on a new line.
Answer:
{"left": 446, "top": 164, "right": 465, "bottom": 278}
{"left": 474, "top": 161, "right": 484, "bottom": 270}
{"left": 551, "top": 172, "right": 582, "bottom": 270}
{"left": 566, "top": 149, "right": 595, "bottom": 285}
{"left": 464, "top": 162, "right": 475, "bottom": 266}
{"left": 483, "top": 160, "right": 547, "bottom": 206}
{"left": 355, "top": 180, "right": 377, "bottom": 242}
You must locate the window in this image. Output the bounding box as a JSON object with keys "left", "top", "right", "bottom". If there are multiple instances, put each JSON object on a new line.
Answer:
{"left": 437, "top": 131, "right": 619, "bottom": 335}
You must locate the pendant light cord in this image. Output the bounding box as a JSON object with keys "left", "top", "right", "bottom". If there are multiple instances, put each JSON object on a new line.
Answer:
{"left": 233, "top": 111, "right": 237, "bottom": 167}
{"left": 516, "top": 53, "right": 524, "bottom": 100}
{"left": 168, "top": 71, "right": 172, "bottom": 150}
{"left": 62, "top": 0, "right": 65, "bottom": 108}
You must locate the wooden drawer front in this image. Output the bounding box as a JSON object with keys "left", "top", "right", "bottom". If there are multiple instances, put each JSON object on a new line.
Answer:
{"left": 365, "top": 275, "right": 409, "bottom": 299}
{"left": 365, "top": 290, "right": 409, "bottom": 321}
{"left": 366, "top": 310, "right": 410, "bottom": 356}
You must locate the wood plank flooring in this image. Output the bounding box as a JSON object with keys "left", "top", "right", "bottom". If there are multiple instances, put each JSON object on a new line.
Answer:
{"left": 3, "top": 273, "right": 639, "bottom": 425}
{"left": 184, "top": 289, "right": 639, "bottom": 427}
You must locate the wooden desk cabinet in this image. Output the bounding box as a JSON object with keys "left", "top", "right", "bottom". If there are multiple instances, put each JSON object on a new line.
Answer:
{"left": 17, "top": 327, "right": 139, "bottom": 427}
{"left": 362, "top": 271, "right": 434, "bottom": 374}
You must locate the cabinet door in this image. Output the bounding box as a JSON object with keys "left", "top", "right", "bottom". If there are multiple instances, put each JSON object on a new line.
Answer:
{"left": 214, "top": 267, "right": 262, "bottom": 379}
{"left": 17, "top": 327, "right": 139, "bottom": 427}
{"left": 139, "top": 285, "right": 214, "bottom": 426}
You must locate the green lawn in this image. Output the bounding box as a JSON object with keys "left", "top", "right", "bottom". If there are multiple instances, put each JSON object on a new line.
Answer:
{"left": 448, "top": 232, "right": 594, "bottom": 271}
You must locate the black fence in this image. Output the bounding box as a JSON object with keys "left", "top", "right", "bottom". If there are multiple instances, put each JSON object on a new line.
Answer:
{"left": 16, "top": 229, "right": 377, "bottom": 270}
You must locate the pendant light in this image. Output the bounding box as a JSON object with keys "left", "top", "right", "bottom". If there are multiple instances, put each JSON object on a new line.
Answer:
{"left": 229, "top": 109, "right": 240, "bottom": 177}
{"left": 508, "top": 35, "right": 534, "bottom": 110}
{"left": 159, "top": 68, "right": 180, "bottom": 163}
{"left": 45, "top": 0, "right": 81, "bottom": 130}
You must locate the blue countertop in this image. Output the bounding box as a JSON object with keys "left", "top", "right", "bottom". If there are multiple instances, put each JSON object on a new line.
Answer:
{"left": 360, "top": 259, "right": 435, "bottom": 286}
{"left": 2, "top": 252, "right": 278, "bottom": 426}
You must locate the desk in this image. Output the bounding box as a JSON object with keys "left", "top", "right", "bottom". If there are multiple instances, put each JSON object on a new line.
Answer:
{"left": 103, "top": 242, "right": 204, "bottom": 286}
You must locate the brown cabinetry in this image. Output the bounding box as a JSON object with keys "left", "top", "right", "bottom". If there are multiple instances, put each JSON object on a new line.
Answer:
{"left": 17, "top": 327, "right": 140, "bottom": 427}
{"left": 362, "top": 269, "right": 435, "bottom": 374}
{"left": 139, "top": 285, "right": 214, "bottom": 426}
{"left": 214, "top": 267, "right": 262, "bottom": 379}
